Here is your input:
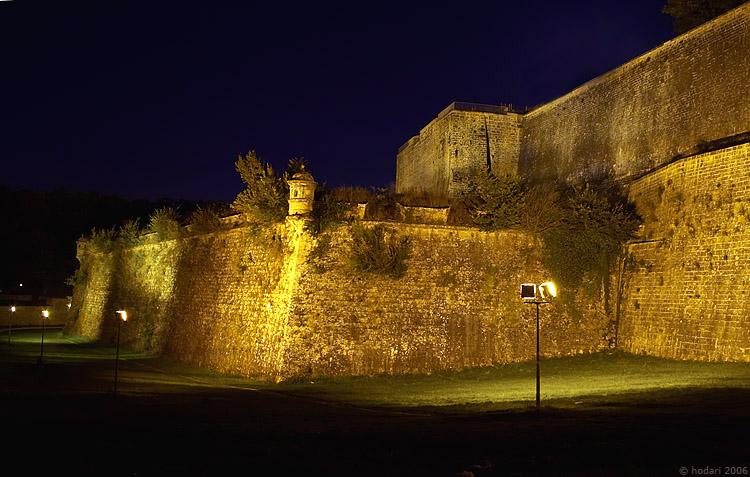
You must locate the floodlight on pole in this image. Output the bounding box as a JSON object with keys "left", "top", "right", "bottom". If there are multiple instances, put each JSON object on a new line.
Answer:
{"left": 38, "top": 310, "right": 49, "bottom": 364}
{"left": 520, "top": 282, "right": 557, "bottom": 410}
{"left": 114, "top": 310, "right": 127, "bottom": 395}
{"left": 8, "top": 306, "right": 16, "bottom": 343}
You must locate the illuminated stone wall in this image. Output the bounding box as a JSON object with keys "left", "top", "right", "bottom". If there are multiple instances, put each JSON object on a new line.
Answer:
{"left": 619, "top": 142, "right": 750, "bottom": 361}
{"left": 69, "top": 223, "right": 307, "bottom": 377}
{"left": 286, "top": 223, "right": 609, "bottom": 377}
{"left": 396, "top": 103, "right": 522, "bottom": 196}
{"left": 0, "top": 298, "right": 70, "bottom": 327}
{"left": 520, "top": 4, "right": 750, "bottom": 184}
{"left": 398, "top": 6, "right": 750, "bottom": 192}
{"left": 69, "top": 220, "right": 611, "bottom": 379}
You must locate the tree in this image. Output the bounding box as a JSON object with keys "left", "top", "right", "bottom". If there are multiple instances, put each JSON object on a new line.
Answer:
{"left": 663, "top": 0, "right": 745, "bottom": 34}
{"left": 467, "top": 172, "right": 525, "bottom": 231}
{"left": 541, "top": 184, "right": 640, "bottom": 315}
{"left": 232, "top": 150, "right": 287, "bottom": 222}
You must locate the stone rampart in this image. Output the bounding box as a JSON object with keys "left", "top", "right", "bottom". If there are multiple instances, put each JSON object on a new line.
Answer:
{"left": 520, "top": 3, "right": 750, "bottom": 183}
{"left": 69, "top": 220, "right": 611, "bottom": 379}
{"left": 619, "top": 142, "right": 750, "bottom": 361}
{"left": 397, "top": 103, "right": 521, "bottom": 196}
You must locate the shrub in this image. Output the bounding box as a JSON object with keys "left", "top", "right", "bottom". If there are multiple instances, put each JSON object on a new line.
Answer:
{"left": 88, "top": 228, "right": 116, "bottom": 253}
{"left": 232, "top": 150, "right": 287, "bottom": 222}
{"left": 467, "top": 172, "right": 525, "bottom": 230}
{"left": 64, "top": 267, "right": 88, "bottom": 287}
{"left": 118, "top": 219, "right": 142, "bottom": 248}
{"left": 364, "top": 192, "right": 403, "bottom": 221}
{"left": 520, "top": 182, "right": 561, "bottom": 233}
{"left": 148, "top": 207, "right": 181, "bottom": 240}
{"left": 541, "top": 183, "right": 640, "bottom": 314}
{"left": 349, "top": 224, "right": 411, "bottom": 278}
{"left": 189, "top": 204, "right": 222, "bottom": 234}
{"left": 328, "top": 186, "right": 372, "bottom": 205}
{"left": 310, "top": 192, "right": 351, "bottom": 234}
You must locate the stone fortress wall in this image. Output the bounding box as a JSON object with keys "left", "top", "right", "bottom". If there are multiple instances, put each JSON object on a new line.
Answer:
{"left": 70, "top": 221, "right": 610, "bottom": 380}
{"left": 394, "top": 4, "right": 750, "bottom": 363}
{"left": 398, "top": 4, "right": 749, "bottom": 191}
{"left": 520, "top": 2, "right": 750, "bottom": 184}
{"left": 396, "top": 103, "right": 521, "bottom": 196}
{"left": 619, "top": 142, "right": 750, "bottom": 361}
{"left": 71, "top": 4, "right": 750, "bottom": 376}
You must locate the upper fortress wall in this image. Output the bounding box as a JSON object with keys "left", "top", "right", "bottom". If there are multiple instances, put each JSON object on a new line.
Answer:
{"left": 397, "top": 4, "right": 750, "bottom": 193}
{"left": 520, "top": 3, "right": 750, "bottom": 183}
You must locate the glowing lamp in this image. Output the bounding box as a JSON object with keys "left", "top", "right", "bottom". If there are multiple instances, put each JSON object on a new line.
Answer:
{"left": 519, "top": 280, "right": 558, "bottom": 410}
{"left": 41, "top": 310, "right": 49, "bottom": 318}
{"left": 539, "top": 282, "right": 557, "bottom": 299}
{"left": 116, "top": 310, "right": 128, "bottom": 322}
{"left": 10, "top": 306, "right": 15, "bottom": 313}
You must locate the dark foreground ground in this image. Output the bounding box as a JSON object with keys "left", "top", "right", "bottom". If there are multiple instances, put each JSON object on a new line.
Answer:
{"left": 1, "top": 330, "right": 749, "bottom": 476}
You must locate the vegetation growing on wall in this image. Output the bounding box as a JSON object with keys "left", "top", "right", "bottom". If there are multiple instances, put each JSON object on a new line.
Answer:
{"left": 349, "top": 224, "right": 411, "bottom": 279}
{"left": 87, "top": 228, "right": 117, "bottom": 254}
{"left": 232, "top": 150, "right": 287, "bottom": 222}
{"left": 148, "top": 207, "right": 181, "bottom": 240}
{"left": 364, "top": 191, "right": 403, "bottom": 221}
{"left": 189, "top": 204, "right": 223, "bottom": 234}
{"left": 465, "top": 172, "right": 525, "bottom": 230}
{"left": 118, "top": 219, "right": 142, "bottom": 248}
{"left": 541, "top": 184, "right": 640, "bottom": 314}
{"left": 310, "top": 189, "right": 353, "bottom": 234}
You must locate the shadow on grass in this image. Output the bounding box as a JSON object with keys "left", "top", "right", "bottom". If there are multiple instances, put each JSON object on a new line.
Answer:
{"left": 1, "top": 334, "right": 750, "bottom": 476}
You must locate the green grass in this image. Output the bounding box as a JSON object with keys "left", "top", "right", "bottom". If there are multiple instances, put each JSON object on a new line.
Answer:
{"left": 3, "top": 329, "right": 750, "bottom": 414}
{"left": 2, "top": 329, "right": 749, "bottom": 475}
{"left": 276, "top": 351, "right": 750, "bottom": 411}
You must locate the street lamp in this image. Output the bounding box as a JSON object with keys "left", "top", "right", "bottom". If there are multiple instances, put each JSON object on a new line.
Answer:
{"left": 8, "top": 306, "right": 15, "bottom": 344}
{"left": 114, "top": 310, "right": 127, "bottom": 395}
{"left": 521, "top": 282, "right": 557, "bottom": 409}
{"left": 38, "top": 309, "right": 49, "bottom": 364}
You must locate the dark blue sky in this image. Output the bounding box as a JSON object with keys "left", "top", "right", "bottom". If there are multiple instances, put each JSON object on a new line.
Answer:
{"left": 1, "top": 1, "right": 674, "bottom": 202}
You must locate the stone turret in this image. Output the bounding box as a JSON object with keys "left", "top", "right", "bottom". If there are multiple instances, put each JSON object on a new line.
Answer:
{"left": 287, "top": 165, "right": 317, "bottom": 216}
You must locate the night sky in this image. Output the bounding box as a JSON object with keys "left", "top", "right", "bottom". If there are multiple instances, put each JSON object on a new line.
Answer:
{"left": 1, "top": 1, "right": 674, "bottom": 203}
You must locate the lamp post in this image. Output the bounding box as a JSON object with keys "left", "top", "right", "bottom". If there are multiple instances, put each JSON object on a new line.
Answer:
{"left": 114, "top": 310, "right": 127, "bottom": 395}
{"left": 8, "top": 306, "right": 15, "bottom": 343}
{"left": 521, "top": 282, "right": 557, "bottom": 410}
{"left": 38, "top": 309, "right": 49, "bottom": 364}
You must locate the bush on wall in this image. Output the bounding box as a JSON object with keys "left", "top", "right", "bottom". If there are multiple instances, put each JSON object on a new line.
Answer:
{"left": 466, "top": 172, "right": 526, "bottom": 230}
{"left": 232, "top": 150, "right": 287, "bottom": 222}
{"left": 189, "top": 204, "right": 223, "bottom": 234}
{"left": 349, "top": 224, "right": 411, "bottom": 279}
{"left": 541, "top": 183, "right": 640, "bottom": 314}
{"left": 310, "top": 188, "right": 353, "bottom": 234}
{"left": 148, "top": 207, "right": 181, "bottom": 240}
{"left": 87, "top": 227, "right": 117, "bottom": 253}
{"left": 118, "top": 219, "right": 142, "bottom": 248}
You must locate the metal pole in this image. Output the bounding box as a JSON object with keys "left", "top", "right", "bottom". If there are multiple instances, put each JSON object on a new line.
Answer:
{"left": 536, "top": 302, "right": 540, "bottom": 410}
{"left": 114, "top": 317, "right": 121, "bottom": 395}
{"left": 8, "top": 307, "right": 13, "bottom": 344}
{"left": 39, "top": 315, "right": 45, "bottom": 364}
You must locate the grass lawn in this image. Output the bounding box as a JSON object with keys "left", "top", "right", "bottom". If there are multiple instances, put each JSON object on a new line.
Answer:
{"left": 276, "top": 351, "right": 750, "bottom": 412}
{"left": 1, "top": 329, "right": 749, "bottom": 475}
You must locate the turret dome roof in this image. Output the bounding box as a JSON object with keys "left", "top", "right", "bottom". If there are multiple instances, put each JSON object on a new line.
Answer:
{"left": 290, "top": 165, "right": 315, "bottom": 182}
